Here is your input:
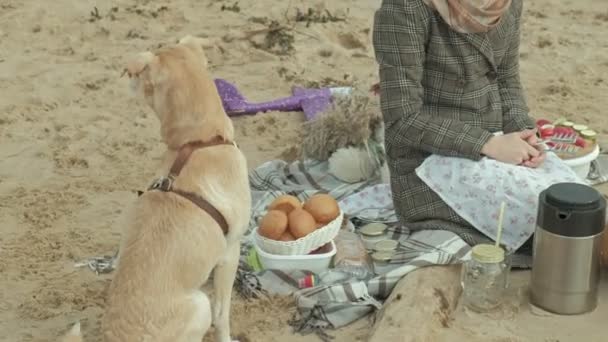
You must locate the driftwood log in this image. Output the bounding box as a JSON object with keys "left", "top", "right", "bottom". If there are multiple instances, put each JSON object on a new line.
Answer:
{"left": 368, "top": 265, "right": 462, "bottom": 342}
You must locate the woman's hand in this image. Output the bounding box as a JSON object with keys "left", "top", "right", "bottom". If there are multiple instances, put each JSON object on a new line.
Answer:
{"left": 481, "top": 130, "right": 540, "bottom": 165}
{"left": 520, "top": 129, "right": 547, "bottom": 168}
{"left": 522, "top": 145, "right": 546, "bottom": 168}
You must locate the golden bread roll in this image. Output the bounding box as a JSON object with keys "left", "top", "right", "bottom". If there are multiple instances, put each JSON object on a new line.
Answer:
{"left": 279, "top": 231, "right": 296, "bottom": 242}
{"left": 268, "top": 195, "right": 302, "bottom": 215}
{"left": 288, "top": 208, "right": 316, "bottom": 239}
{"left": 258, "top": 210, "right": 288, "bottom": 240}
{"left": 303, "top": 194, "right": 340, "bottom": 224}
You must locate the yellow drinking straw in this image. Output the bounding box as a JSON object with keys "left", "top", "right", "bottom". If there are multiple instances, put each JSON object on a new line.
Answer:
{"left": 495, "top": 202, "right": 506, "bottom": 247}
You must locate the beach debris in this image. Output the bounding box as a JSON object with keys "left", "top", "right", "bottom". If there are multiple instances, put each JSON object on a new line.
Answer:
{"left": 250, "top": 20, "right": 295, "bottom": 55}
{"left": 88, "top": 6, "right": 120, "bottom": 22}
{"left": 74, "top": 253, "right": 117, "bottom": 275}
{"left": 126, "top": 30, "right": 147, "bottom": 40}
{"left": 294, "top": 7, "right": 346, "bottom": 27}
{"left": 221, "top": 2, "right": 241, "bottom": 13}
{"left": 88, "top": 7, "right": 102, "bottom": 22}
{"left": 125, "top": 5, "right": 169, "bottom": 18}
{"left": 223, "top": 20, "right": 295, "bottom": 55}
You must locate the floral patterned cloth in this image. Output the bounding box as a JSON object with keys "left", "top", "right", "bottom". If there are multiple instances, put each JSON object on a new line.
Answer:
{"left": 339, "top": 184, "right": 397, "bottom": 224}
{"left": 416, "top": 152, "right": 584, "bottom": 251}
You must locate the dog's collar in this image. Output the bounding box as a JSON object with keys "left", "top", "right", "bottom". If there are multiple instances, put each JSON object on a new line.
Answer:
{"left": 146, "top": 136, "right": 236, "bottom": 235}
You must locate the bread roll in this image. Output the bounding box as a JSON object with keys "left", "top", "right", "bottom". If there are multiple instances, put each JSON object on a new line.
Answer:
{"left": 279, "top": 231, "right": 296, "bottom": 242}
{"left": 303, "top": 194, "right": 340, "bottom": 224}
{"left": 268, "top": 195, "right": 302, "bottom": 215}
{"left": 258, "top": 210, "right": 288, "bottom": 240}
{"left": 288, "top": 208, "right": 316, "bottom": 239}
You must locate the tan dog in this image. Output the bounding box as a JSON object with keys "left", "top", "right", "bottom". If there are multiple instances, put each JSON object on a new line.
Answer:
{"left": 63, "top": 36, "right": 251, "bottom": 342}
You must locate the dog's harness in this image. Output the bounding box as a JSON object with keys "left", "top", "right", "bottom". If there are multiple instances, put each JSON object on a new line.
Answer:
{"left": 146, "top": 136, "right": 236, "bottom": 235}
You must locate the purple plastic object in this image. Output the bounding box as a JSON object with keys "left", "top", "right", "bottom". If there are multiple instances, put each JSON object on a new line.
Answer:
{"left": 214, "top": 78, "right": 333, "bottom": 121}
{"left": 294, "top": 86, "right": 332, "bottom": 121}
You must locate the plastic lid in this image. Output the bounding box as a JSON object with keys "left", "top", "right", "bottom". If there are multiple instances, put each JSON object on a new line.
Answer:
{"left": 372, "top": 251, "right": 394, "bottom": 262}
{"left": 471, "top": 244, "right": 505, "bottom": 263}
{"left": 581, "top": 129, "right": 597, "bottom": 138}
{"left": 360, "top": 223, "right": 387, "bottom": 236}
{"left": 572, "top": 124, "right": 588, "bottom": 131}
{"left": 545, "top": 183, "right": 602, "bottom": 211}
{"left": 374, "top": 239, "right": 398, "bottom": 251}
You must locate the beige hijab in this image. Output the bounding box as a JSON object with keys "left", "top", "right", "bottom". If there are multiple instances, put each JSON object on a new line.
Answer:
{"left": 422, "top": 0, "right": 512, "bottom": 33}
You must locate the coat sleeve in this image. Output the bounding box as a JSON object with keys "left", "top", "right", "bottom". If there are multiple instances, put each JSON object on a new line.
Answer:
{"left": 373, "top": 0, "right": 493, "bottom": 160}
{"left": 498, "top": 0, "right": 536, "bottom": 133}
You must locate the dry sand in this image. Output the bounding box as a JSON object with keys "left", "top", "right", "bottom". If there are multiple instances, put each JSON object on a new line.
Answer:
{"left": 0, "top": 0, "right": 607, "bottom": 341}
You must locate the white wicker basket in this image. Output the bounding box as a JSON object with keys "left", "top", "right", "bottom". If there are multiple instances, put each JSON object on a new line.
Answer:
{"left": 254, "top": 211, "right": 344, "bottom": 255}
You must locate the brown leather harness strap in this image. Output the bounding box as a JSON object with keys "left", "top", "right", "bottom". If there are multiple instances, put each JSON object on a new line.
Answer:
{"left": 147, "top": 136, "right": 236, "bottom": 235}
{"left": 168, "top": 138, "right": 236, "bottom": 179}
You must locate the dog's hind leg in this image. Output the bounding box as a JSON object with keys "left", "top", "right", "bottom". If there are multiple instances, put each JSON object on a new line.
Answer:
{"left": 212, "top": 242, "right": 240, "bottom": 342}
{"left": 181, "top": 291, "right": 213, "bottom": 342}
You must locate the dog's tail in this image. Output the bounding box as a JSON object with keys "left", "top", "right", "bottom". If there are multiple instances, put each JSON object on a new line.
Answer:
{"left": 60, "top": 322, "right": 83, "bottom": 342}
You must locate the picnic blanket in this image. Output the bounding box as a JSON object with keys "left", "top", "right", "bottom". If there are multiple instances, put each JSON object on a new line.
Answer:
{"left": 236, "top": 160, "right": 474, "bottom": 339}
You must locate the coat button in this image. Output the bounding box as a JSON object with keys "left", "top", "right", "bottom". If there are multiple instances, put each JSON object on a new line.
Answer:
{"left": 487, "top": 71, "right": 497, "bottom": 81}
{"left": 458, "top": 79, "right": 466, "bottom": 87}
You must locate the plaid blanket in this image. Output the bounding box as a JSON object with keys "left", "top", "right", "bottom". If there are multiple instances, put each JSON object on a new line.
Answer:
{"left": 76, "top": 153, "right": 607, "bottom": 339}
{"left": 236, "top": 160, "right": 473, "bottom": 339}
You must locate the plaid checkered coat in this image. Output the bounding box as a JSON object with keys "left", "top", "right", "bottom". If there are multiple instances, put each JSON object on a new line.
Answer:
{"left": 373, "top": 0, "right": 535, "bottom": 238}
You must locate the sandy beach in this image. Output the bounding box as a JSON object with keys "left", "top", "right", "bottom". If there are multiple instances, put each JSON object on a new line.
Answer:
{"left": 0, "top": 0, "right": 607, "bottom": 341}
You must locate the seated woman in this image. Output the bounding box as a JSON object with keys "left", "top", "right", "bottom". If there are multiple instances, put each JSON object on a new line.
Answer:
{"left": 372, "top": 0, "right": 545, "bottom": 245}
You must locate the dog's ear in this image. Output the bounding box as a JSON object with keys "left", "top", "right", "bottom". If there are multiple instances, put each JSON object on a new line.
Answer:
{"left": 122, "top": 51, "right": 156, "bottom": 78}
{"left": 178, "top": 35, "right": 212, "bottom": 67}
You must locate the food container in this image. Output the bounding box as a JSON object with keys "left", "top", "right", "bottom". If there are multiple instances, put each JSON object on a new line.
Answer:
{"left": 531, "top": 183, "right": 606, "bottom": 315}
{"left": 254, "top": 240, "right": 336, "bottom": 274}
{"left": 371, "top": 250, "right": 394, "bottom": 266}
{"left": 254, "top": 211, "right": 344, "bottom": 255}
{"left": 560, "top": 144, "right": 600, "bottom": 180}
{"left": 359, "top": 223, "right": 388, "bottom": 249}
{"left": 374, "top": 239, "right": 399, "bottom": 252}
{"left": 580, "top": 129, "right": 597, "bottom": 143}
{"left": 333, "top": 229, "right": 372, "bottom": 279}
{"left": 461, "top": 244, "right": 511, "bottom": 312}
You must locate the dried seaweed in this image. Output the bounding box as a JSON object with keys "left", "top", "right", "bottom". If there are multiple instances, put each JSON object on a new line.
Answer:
{"left": 300, "top": 94, "right": 382, "bottom": 161}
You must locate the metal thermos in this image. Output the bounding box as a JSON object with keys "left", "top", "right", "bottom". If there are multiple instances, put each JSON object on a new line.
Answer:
{"left": 531, "top": 182, "right": 606, "bottom": 315}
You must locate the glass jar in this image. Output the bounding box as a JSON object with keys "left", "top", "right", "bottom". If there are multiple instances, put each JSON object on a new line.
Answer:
{"left": 461, "top": 244, "right": 511, "bottom": 312}
{"left": 359, "top": 223, "right": 388, "bottom": 250}
{"left": 581, "top": 129, "right": 597, "bottom": 144}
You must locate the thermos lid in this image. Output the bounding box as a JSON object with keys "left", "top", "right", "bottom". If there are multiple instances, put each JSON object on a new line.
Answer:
{"left": 537, "top": 183, "right": 606, "bottom": 237}
{"left": 545, "top": 183, "right": 602, "bottom": 211}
